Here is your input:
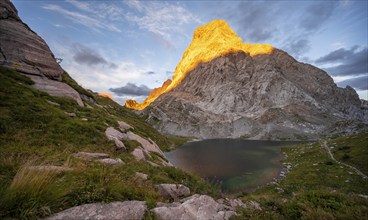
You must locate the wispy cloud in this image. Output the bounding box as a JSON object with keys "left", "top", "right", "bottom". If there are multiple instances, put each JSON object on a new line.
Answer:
{"left": 42, "top": 4, "right": 121, "bottom": 33}
{"left": 124, "top": 1, "right": 201, "bottom": 44}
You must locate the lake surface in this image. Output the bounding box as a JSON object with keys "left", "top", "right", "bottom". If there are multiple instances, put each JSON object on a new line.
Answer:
{"left": 165, "top": 139, "right": 301, "bottom": 194}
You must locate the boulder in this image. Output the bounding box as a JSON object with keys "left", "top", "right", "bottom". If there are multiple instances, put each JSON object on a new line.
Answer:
{"left": 126, "top": 131, "right": 163, "bottom": 156}
{"left": 28, "top": 75, "right": 84, "bottom": 106}
{"left": 131, "top": 148, "right": 147, "bottom": 161}
{"left": 46, "top": 201, "right": 147, "bottom": 220}
{"left": 155, "top": 184, "right": 190, "bottom": 201}
{"left": 114, "top": 139, "right": 126, "bottom": 151}
{"left": 152, "top": 194, "right": 236, "bottom": 220}
{"left": 97, "top": 158, "right": 124, "bottom": 165}
{"left": 105, "top": 127, "right": 126, "bottom": 141}
{"left": 118, "top": 120, "right": 133, "bottom": 132}
{"left": 74, "top": 152, "right": 109, "bottom": 160}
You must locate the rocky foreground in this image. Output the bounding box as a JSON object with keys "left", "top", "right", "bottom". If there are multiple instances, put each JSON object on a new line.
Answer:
{"left": 47, "top": 183, "right": 261, "bottom": 220}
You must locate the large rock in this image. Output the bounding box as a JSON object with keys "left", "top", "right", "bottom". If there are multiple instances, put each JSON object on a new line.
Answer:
{"left": 131, "top": 147, "right": 148, "bottom": 161}
{"left": 152, "top": 194, "right": 236, "bottom": 220}
{"left": 28, "top": 75, "right": 83, "bottom": 106}
{"left": 0, "top": 0, "right": 63, "bottom": 80}
{"left": 105, "top": 127, "right": 126, "bottom": 141}
{"left": 47, "top": 201, "right": 147, "bottom": 220}
{"left": 126, "top": 131, "right": 163, "bottom": 156}
{"left": 155, "top": 184, "right": 190, "bottom": 201}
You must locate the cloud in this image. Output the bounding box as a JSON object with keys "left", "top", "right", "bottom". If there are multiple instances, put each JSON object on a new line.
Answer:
{"left": 315, "top": 45, "right": 359, "bottom": 64}
{"left": 283, "top": 38, "right": 310, "bottom": 57}
{"left": 110, "top": 83, "right": 151, "bottom": 96}
{"left": 72, "top": 43, "right": 117, "bottom": 68}
{"left": 337, "top": 74, "right": 368, "bottom": 90}
{"left": 322, "top": 47, "right": 367, "bottom": 76}
{"left": 42, "top": 4, "right": 121, "bottom": 32}
{"left": 229, "top": 1, "right": 279, "bottom": 42}
{"left": 145, "top": 71, "right": 155, "bottom": 75}
{"left": 299, "top": 2, "right": 337, "bottom": 32}
{"left": 124, "top": 1, "right": 200, "bottom": 42}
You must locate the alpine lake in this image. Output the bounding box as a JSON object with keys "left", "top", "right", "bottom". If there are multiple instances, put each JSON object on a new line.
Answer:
{"left": 165, "top": 139, "right": 304, "bottom": 194}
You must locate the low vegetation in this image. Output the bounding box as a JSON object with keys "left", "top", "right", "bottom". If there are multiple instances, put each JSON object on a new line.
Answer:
{"left": 0, "top": 67, "right": 213, "bottom": 219}
{"left": 235, "top": 132, "right": 368, "bottom": 219}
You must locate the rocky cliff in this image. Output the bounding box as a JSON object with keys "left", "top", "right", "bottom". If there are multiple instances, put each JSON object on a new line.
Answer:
{"left": 143, "top": 33, "right": 367, "bottom": 139}
{"left": 0, "top": 0, "right": 84, "bottom": 105}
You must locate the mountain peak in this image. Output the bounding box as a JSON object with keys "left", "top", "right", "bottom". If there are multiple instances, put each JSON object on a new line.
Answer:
{"left": 126, "top": 20, "right": 273, "bottom": 110}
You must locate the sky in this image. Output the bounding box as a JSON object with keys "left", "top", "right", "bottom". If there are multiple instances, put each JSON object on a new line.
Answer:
{"left": 12, "top": 0, "right": 368, "bottom": 104}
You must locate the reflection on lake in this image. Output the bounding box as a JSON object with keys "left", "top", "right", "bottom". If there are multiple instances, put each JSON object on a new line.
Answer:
{"left": 165, "top": 139, "right": 301, "bottom": 193}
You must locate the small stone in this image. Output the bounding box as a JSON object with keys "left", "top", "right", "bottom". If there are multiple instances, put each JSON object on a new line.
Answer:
{"left": 81, "top": 118, "right": 88, "bottom": 121}
{"left": 47, "top": 100, "right": 60, "bottom": 106}
{"left": 118, "top": 121, "right": 133, "bottom": 132}
{"left": 65, "top": 112, "right": 76, "bottom": 117}
{"left": 135, "top": 172, "right": 148, "bottom": 180}
{"left": 114, "top": 139, "right": 126, "bottom": 151}
{"left": 97, "top": 158, "right": 124, "bottom": 165}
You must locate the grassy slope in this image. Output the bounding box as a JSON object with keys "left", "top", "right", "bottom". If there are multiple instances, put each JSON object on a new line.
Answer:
{"left": 235, "top": 132, "right": 368, "bottom": 219}
{"left": 0, "top": 67, "right": 214, "bottom": 219}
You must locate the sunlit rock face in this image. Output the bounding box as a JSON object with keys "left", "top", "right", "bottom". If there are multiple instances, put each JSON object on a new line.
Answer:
{"left": 143, "top": 49, "right": 367, "bottom": 139}
{"left": 125, "top": 20, "right": 273, "bottom": 110}
{"left": 0, "top": 0, "right": 63, "bottom": 80}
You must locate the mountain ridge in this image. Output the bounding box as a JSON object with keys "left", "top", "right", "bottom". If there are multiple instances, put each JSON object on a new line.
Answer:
{"left": 143, "top": 48, "right": 367, "bottom": 139}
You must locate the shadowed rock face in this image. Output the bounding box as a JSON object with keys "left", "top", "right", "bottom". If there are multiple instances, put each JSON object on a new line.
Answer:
{"left": 0, "top": 0, "right": 63, "bottom": 80}
{"left": 144, "top": 49, "right": 368, "bottom": 139}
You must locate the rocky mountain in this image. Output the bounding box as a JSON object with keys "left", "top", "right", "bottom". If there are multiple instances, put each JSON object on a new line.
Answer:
{"left": 142, "top": 22, "right": 368, "bottom": 140}
{"left": 0, "top": 0, "right": 84, "bottom": 106}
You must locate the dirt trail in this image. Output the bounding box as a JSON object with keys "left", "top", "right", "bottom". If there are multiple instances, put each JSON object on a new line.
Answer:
{"left": 322, "top": 140, "right": 367, "bottom": 179}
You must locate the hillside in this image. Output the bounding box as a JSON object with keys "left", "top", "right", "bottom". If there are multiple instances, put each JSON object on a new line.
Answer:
{"left": 0, "top": 67, "right": 214, "bottom": 219}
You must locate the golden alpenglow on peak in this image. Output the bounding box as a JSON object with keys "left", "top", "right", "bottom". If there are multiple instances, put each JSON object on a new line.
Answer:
{"left": 125, "top": 20, "right": 274, "bottom": 110}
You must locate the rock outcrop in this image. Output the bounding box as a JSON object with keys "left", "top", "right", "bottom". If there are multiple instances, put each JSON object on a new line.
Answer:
{"left": 151, "top": 194, "right": 237, "bottom": 220}
{"left": 0, "top": 0, "right": 62, "bottom": 79}
{"left": 47, "top": 201, "right": 147, "bottom": 220}
{"left": 0, "top": 0, "right": 84, "bottom": 106}
{"left": 155, "top": 184, "right": 190, "bottom": 201}
{"left": 144, "top": 50, "right": 368, "bottom": 139}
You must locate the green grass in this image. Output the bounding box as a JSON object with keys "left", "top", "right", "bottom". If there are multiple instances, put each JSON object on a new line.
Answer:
{"left": 329, "top": 132, "right": 368, "bottom": 175}
{"left": 0, "top": 67, "right": 214, "bottom": 219}
{"left": 234, "top": 134, "right": 368, "bottom": 219}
